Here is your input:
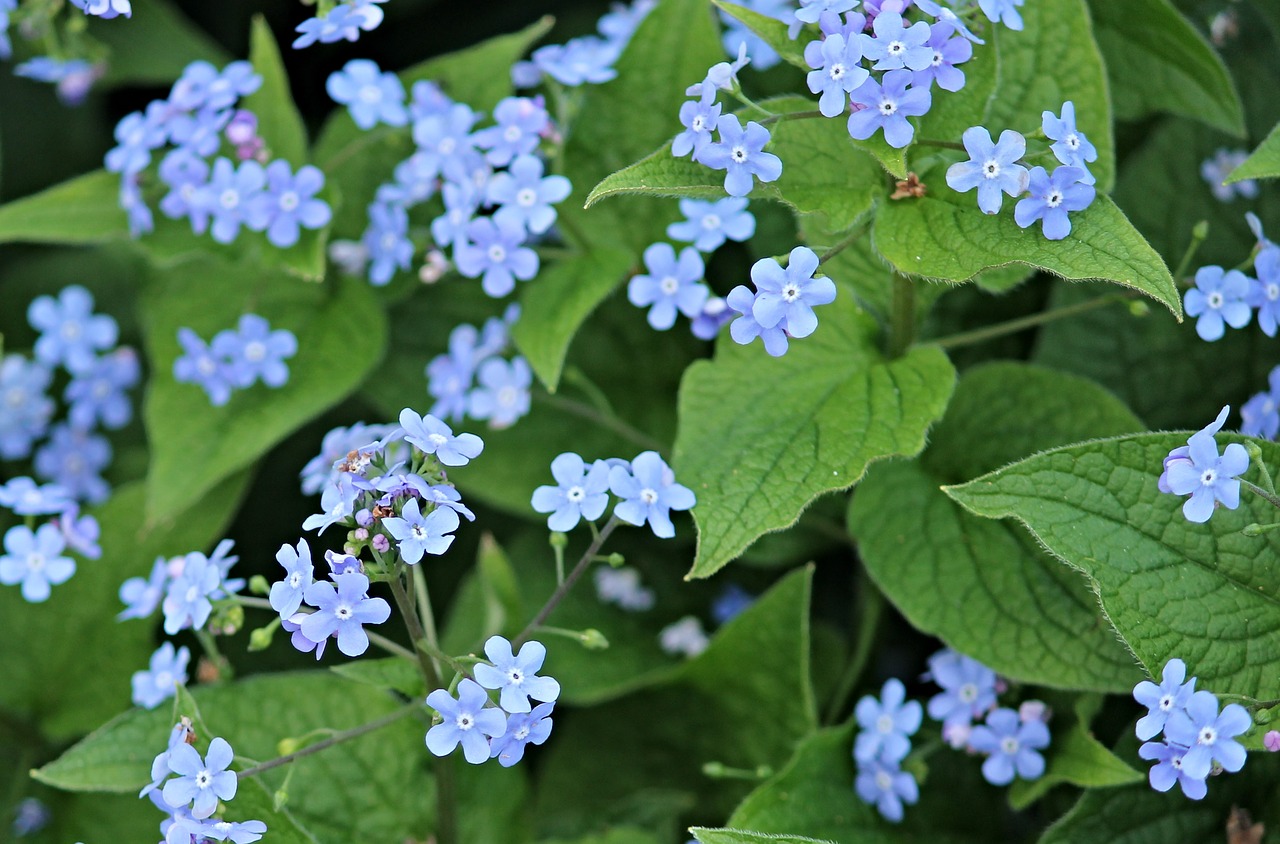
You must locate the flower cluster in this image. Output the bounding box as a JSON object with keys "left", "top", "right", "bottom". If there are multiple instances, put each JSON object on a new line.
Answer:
{"left": 426, "top": 635, "right": 559, "bottom": 767}
{"left": 853, "top": 679, "right": 922, "bottom": 822}
{"left": 532, "top": 450, "right": 696, "bottom": 539}
{"left": 141, "top": 721, "right": 266, "bottom": 842}
{"left": 0, "top": 479, "right": 102, "bottom": 600}
{"left": 594, "top": 565, "right": 655, "bottom": 611}
{"left": 1185, "top": 220, "right": 1280, "bottom": 342}
{"left": 1242, "top": 364, "right": 1280, "bottom": 440}
{"left": 68, "top": 0, "right": 131, "bottom": 18}
{"left": 13, "top": 56, "right": 103, "bottom": 105}
{"left": 946, "top": 103, "right": 1098, "bottom": 240}
{"left": 274, "top": 546, "right": 392, "bottom": 660}
{"left": 1157, "top": 406, "right": 1249, "bottom": 524}
{"left": 511, "top": 0, "right": 655, "bottom": 88}
{"left": 172, "top": 314, "right": 298, "bottom": 407}
{"left": 293, "top": 0, "right": 386, "bottom": 49}
{"left": 1201, "top": 148, "right": 1258, "bottom": 203}
{"left": 1134, "top": 658, "right": 1250, "bottom": 800}
{"left": 659, "top": 616, "right": 711, "bottom": 657}
{"left": 425, "top": 305, "right": 532, "bottom": 429}
{"left": 104, "top": 59, "right": 334, "bottom": 245}
{"left": 726, "top": 246, "right": 837, "bottom": 357}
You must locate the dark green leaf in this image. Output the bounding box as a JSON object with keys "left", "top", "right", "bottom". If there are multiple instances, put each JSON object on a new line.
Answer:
{"left": 0, "top": 170, "right": 126, "bottom": 245}
{"left": 1007, "top": 719, "right": 1142, "bottom": 810}
{"left": 330, "top": 657, "right": 425, "bottom": 698}
{"left": 1228, "top": 119, "right": 1280, "bottom": 183}
{"left": 711, "top": 0, "right": 807, "bottom": 68}
{"left": 242, "top": 15, "right": 309, "bottom": 166}
{"left": 94, "top": 0, "right": 232, "bottom": 86}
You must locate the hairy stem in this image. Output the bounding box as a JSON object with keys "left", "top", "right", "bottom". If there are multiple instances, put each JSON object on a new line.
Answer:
{"left": 388, "top": 571, "right": 442, "bottom": 692}
{"left": 513, "top": 517, "right": 621, "bottom": 648}
{"left": 930, "top": 295, "right": 1122, "bottom": 350}
{"left": 887, "top": 273, "right": 916, "bottom": 359}
{"left": 823, "top": 568, "right": 885, "bottom": 724}
{"left": 1242, "top": 479, "right": 1280, "bottom": 512}
{"left": 236, "top": 704, "right": 417, "bottom": 780}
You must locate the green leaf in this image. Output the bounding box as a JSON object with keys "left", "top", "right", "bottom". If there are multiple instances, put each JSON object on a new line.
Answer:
{"left": 93, "top": 0, "right": 232, "bottom": 86}
{"left": 586, "top": 98, "right": 892, "bottom": 229}
{"left": 1007, "top": 719, "right": 1142, "bottom": 810}
{"left": 330, "top": 657, "right": 425, "bottom": 699}
{"left": 242, "top": 15, "right": 309, "bottom": 165}
{"left": 401, "top": 16, "right": 555, "bottom": 112}
{"left": 1228, "top": 119, "right": 1280, "bottom": 183}
{"left": 849, "top": 363, "right": 1146, "bottom": 694}
{"left": 945, "top": 434, "right": 1280, "bottom": 701}
{"left": 872, "top": 169, "right": 1181, "bottom": 318}
{"left": 0, "top": 170, "right": 126, "bottom": 245}
{"left": 231, "top": 778, "right": 321, "bottom": 844}
{"left": 0, "top": 475, "right": 248, "bottom": 740}
{"left": 512, "top": 247, "right": 635, "bottom": 391}
{"left": 1086, "top": 0, "right": 1244, "bottom": 135}
{"left": 34, "top": 672, "right": 431, "bottom": 843}
{"left": 674, "top": 294, "right": 955, "bottom": 579}
{"left": 142, "top": 262, "right": 387, "bottom": 523}
{"left": 711, "top": 0, "right": 806, "bottom": 68}
{"left": 693, "top": 831, "right": 835, "bottom": 844}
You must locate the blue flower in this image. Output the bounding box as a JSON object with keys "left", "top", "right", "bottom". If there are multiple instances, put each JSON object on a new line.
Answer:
{"left": 173, "top": 328, "right": 236, "bottom": 406}
{"left": 1042, "top": 102, "right": 1098, "bottom": 185}
{"left": 0, "top": 476, "right": 73, "bottom": 516}
{"left": 854, "top": 756, "right": 918, "bottom": 822}
{"left": 293, "top": 4, "right": 362, "bottom": 49}
{"left": 1137, "top": 740, "right": 1207, "bottom": 800}
{"left": 486, "top": 154, "right": 572, "bottom": 236}
{"left": 699, "top": 115, "right": 783, "bottom": 197}
{"left": 158, "top": 149, "right": 211, "bottom": 230}
{"left": 609, "top": 451, "right": 696, "bottom": 538}
{"left": 1014, "top": 165, "right": 1095, "bottom": 241}
{"left": 427, "top": 327, "right": 482, "bottom": 422}
{"left": 269, "top": 539, "right": 314, "bottom": 620}
{"left": 326, "top": 59, "right": 408, "bottom": 130}
{"left": 11, "top": 797, "right": 50, "bottom": 836}
{"left": 14, "top": 57, "right": 101, "bottom": 105}
{"left": 34, "top": 422, "right": 112, "bottom": 504}
{"left": 430, "top": 182, "right": 480, "bottom": 249}
{"left": 132, "top": 642, "right": 190, "bottom": 709}
{"left": 532, "top": 452, "right": 612, "bottom": 531}
{"left": 946, "top": 127, "right": 1029, "bottom": 214}
{"left": 912, "top": 22, "right": 972, "bottom": 91}
{"left": 977, "top": 0, "right": 1024, "bottom": 30}
{"left": 455, "top": 215, "right": 540, "bottom": 298}
{"left": 860, "top": 11, "right": 934, "bottom": 71}
{"left": 169, "top": 106, "right": 233, "bottom": 158}
{"left": 925, "top": 648, "right": 998, "bottom": 727}
{"left": 212, "top": 314, "right": 298, "bottom": 390}
{"left": 847, "top": 70, "right": 931, "bottom": 149}
{"left": 1164, "top": 690, "right": 1250, "bottom": 779}
{"left": 1133, "top": 657, "right": 1197, "bottom": 741}
{"left": 55, "top": 503, "right": 101, "bottom": 559}
{"left": 672, "top": 88, "right": 722, "bottom": 161}
{"left": 426, "top": 678, "right": 509, "bottom": 763}
{"left": 711, "top": 583, "right": 754, "bottom": 624}
{"left": 1248, "top": 247, "right": 1280, "bottom": 337}
{"left": 399, "top": 408, "right": 485, "bottom": 466}
{"left": 0, "top": 355, "right": 54, "bottom": 459}
{"left": 411, "top": 102, "right": 481, "bottom": 176}
{"left": 161, "top": 736, "right": 237, "bottom": 818}
{"left": 855, "top": 678, "right": 923, "bottom": 763}
{"left": 968, "top": 707, "right": 1050, "bottom": 785}
{"left": 197, "top": 158, "right": 268, "bottom": 244}
{"left": 793, "top": 0, "right": 859, "bottom": 34}
{"left": 161, "top": 552, "right": 223, "bottom": 634}
{"left": 475, "top": 96, "right": 550, "bottom": 167}
{"left": 467, "top": 357, "right": 532, "bottom": 428}
{"left": 1202, "top": 149, "right": 1258, "bottom": 202}
{"left": 474, "top": 635, "right": 562, "bottom": 713}
{"left": 64, "top": 346, "right": 140, "bottom": 431}
{"left": 660, "top": 615, "right": 710, "bottom": 657}
{"left": 727, "top": 285, "right": 790, "bottom": 356}
{"left": 301, "top": 572, "right": 391, "bottom": 656}
{"left": 105, "top": 108, "right": 168, "bottom": 175}
{"left": 69, "top": 0, "right": 131, "bottom": 19}
{"left": 721, "top": 0, "right": 788, "bottom": 69}
{"left": 595, "top": 565, "right": 655, "bottom": 611}
{"left": 628, "top": 242, "right": 709, "bottom": 330}
{"left": 302, "top": 479, "right": 360, "bottom": 534}
{"left": 490, "top": 702, "right": 554, "bottom": 767}
{"left": 1242, "top": 365, "right": 1280, "bottom": 440}
{"left": 804, "top": 33, "right": 870, "bottom": 118}
{"left": 27, "top": 285, "right": 119, "bottom": 375}
{"left": 382, "top": 498, "right": 460, "bottom": 564}
{"left": 363, "top": 201, "right": 414, "bottom": 286}
{"left": 667, "top": 197, "right": 755, "bottom": 253}
{"left": 691, "top": 296, "right": 734, "bottom": 340}
{"left": 119, "top": 557, "right": 170, "bottom": 620}
{"left": 248, "top": 161, "right": 332, "bottom": 248}
{"left": 750, "top": 246, "right": 836, "bottom": 338}
{"left": 169, "top": 818, "right": 268, "bottom": 843}
{"left": 1185, "top": 266, "right": 1252, "bottom": 341}
{"left": 530, "top": 36, "right": 620, "bottom": 86}
{"left": 0, "top": 523, "right": 76, "bottom": 603}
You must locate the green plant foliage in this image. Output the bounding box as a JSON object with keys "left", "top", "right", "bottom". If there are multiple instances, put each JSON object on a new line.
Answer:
{"left": 141, "top": 260, "right": 387, "bottom": 523}
{"left": 945, "top": 434, "right": 1280, "bottom": 701}
{"left": 242, "top": 16, "right": 308, "bottom": 166}
{"left": 93, "top": 0, "right": 231, "bottom": 85}
{"left": 711, "top": 0, "right": 806, "bottom": 68}
{"left": 1228, "top": 119, "right": 1280, "bottom": 183}
{"left": 674, "top": 294, "right": 955, "bottom": 579}
{"left": 0, "top": 170, "right": 126, "bottom": 245}
{"left": 1007, "top": 719, "right": 1142, "bottom": 810}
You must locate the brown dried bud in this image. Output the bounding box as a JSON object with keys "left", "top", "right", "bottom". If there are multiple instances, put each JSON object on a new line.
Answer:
{"left": 890, "top": 172, "right": 926, "bottom": 200}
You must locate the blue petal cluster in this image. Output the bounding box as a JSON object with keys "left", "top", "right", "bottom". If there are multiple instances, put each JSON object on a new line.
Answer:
{"left": 727, "top": 246, "right": 837, "bottom": 356}
{"left": 1157, "top": 406, "right": 1249, "bottom": 523}
{"left": 853, "top": 679, "right": 923, "bottom": 822}
{"left": 142, "top": 723, "right": 267, "bottom": 840}
{"left": 425, "top": 306, "right": 533, "bottom": 430}
{"left": 531, "top": 451, "right": 696, "bottom": 538}
{"left": 512, "top": 0, "right": 653, "bottom": 88}
{"left": 293, "top": 0, "right": 386, "bottom": 49}
{"left": 172, "top": 314, "right": 298, "bottom": 406}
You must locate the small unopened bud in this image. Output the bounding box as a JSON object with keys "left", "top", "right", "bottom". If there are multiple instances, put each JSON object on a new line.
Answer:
{"left": 1018, "top": 699, "right": 1050, "bottom": 723}
{"left": 1128, "top": 300, "right": 1151, "bottom": 318}
{"left": 372, "top": 534, "right": 390, "bottom": 553}
{"left": 249, "top": 575, "right": 271, "bottom": 596}
{"left": 225, "top": 110, "right": 258, "bottom": 146}
{"left": 418, "top": 249, "right": 449, "bottom": 284}
{"left": 353, "top": 527, "right": 369, "bottom": 541}
{"left": 579, "top": 629, "right": 609, "bottom": 650}
{"left": 548, "top": 531, "right": 568, "bottom": 550}
{"left": 273, "top": 788, "right": 289, "bottom": 812}
{"left": 1265, "top": 730, "right": 1280, "bottom": 752}
{"left": 606, "top": 552, "right": 625, "bottom": 568}
{"left": 277, "top": 737, "right": 302, "bottom": 756}
{"left": 356, "top": 508, "right": 374, "bottom": 528}
{"left": 248, "top": 625, "right": 275, "bottom": 652}
{"left": 1192, "top": 220, "right": 1210, "bottom": 241}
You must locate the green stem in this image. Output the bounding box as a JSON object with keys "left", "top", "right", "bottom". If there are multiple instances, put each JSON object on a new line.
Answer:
{"left": 756, "top": 108, "right": 826, "bottom": 127}
{"left": 388, "top": 571, "right": 442, "bottom": 692}
{"left": 194, "top": 629, "right": 232, "bottom": 681}
{"left": 930, "top": 295, "right": 1121, "bottom": 350}
{"left": 366, "top": 631, "right": 418, "bottom": 662}
{"left": 532, "top": 391, "right": 666, "bottom": 454}
{"left": 913, "top": 138, "right": 967, "bottom": 151}
{"left": 1242, "top": 479, "right": 1280, "bottom": 512}
{"left": 562, "top": 366, "right": 618, "bottom": 417}
{"left": 514, "top": 517, "right": 620, "bottom": 648}
{"left": 236, "top": 595, "right": 274, "bottom": 611}
{"left": 236, "top": 704, "right": 417, "bottom": 780}
{"left": 1173, "top": 221, "right": 1210, "bottom": 283}
{"left": 1246, "top": 442, "right": 1277, "bottom": 495}
{"left": 887, "top": 273, "right": 916, "bottom": 358}
{"left": 823, "top": 568, "right": 885, "bottom": 724}
{"left": 818, "top": 223, "right": 868, "bottom": 266}
{"left": 413, "top": 565, "right": 442, "bottom": 660}
{"left": 416, "top": 639, "right": 473, "bottom": 679}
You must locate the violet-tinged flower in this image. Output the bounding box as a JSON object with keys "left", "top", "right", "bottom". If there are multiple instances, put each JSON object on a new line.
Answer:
{"left": 455, "top": 214, "right": 539, "bottom": 298}
{"left": 486, "top": 154, "right": 572, "bottom": 235}
{"left": 672, "top": 87, "right": 722, "bottom": 160}
{"left": 1164, "top": 690, "right": 1251, "bottom": 779}
{"left": 467, "top": 357, "right": 532, "bottom": 428}
{"left": 34, "top": 422, "right": 112, "bottom": 504}
{"left": 430, "top": 181, "right": 480, "bottom": 249}
{"left": 283, "top": 610, "right": 327, "bottom": 659}
{"left": 1138, "top": 740, "right": 1207, "bottom": 800}
{"left": 1014, "top": 165, "right": 1095, "bottom": 241}
{"left": 105, "top": 108, "right": 168, "bottom": 175}
{"left": 854, "top": 756, "right": 918, "bottom": 822}
{"left": 860, "top": 12, "right": 934, "bottom": 71}
{"left": 382, "top": 498, "right": 460, "bottom": 564}
{"left": 173, "top": 328, "right": 236, "bottom": 406}
{"left": 946, "top": 126, "right": 1029, "bottom": 214}
{"left": 411, "top": 102, "right": 481, "bottom": 174}
{"left": 847, "top": 70, "right": 931, "bottom": 149}
{"left": 804, "top": 32, "right": 870, "bottom": 118}
{"left": 912, "top": 22, "right": 972, "bottom": 91}
{"left": 158, "top": 149, "right": 212, "bottom": 231}
{"left": 292, "top": 4, "right": 362, "bottom": 49}
{"left": 212, "top": 314, "right": 297, "bottom": 389}
{"left": 64, "top": 346, "right": 140, "bottom": 431}
{"left": 609, "top": 450, "right": 696, "bottom": 538}
{"left": 28, "top": 285, "right": 119, "bottom": 375}
{"left": 1202, "top": 149, "right": 1258, "bottom": 202}
{"left": 132, "top": 642, "right": 190, "bottom": 709}
{"left": 1133, "top": 657, "right": 1197, "bottom": 741}
{"left": 426, "top": 678, "right": 509, "bottom": 764}
{"left": 474, "top": 635, "right": 561, "bottom": 713}
{"left": 532, "top": 452, "right": 611, "bottom": 531}
{"left": 691, "top": 296, "right": 734, "bottom": 340}
{"left": 269, "top": 539, "right": 313, "bottom": 620}
{"left": 1160, "top": 406, "right": 1248, "bottom": 523}
{"left": 301, "top": 572, "right": 391, "bottom": 657}
{"left": 55, "top": 503, "right": 101, "bottom": 559}
{"left": 968, "top": 707, "right": 1050, "bottom": 785}
{"left": 399, "top": 408, "right": 485, "bottom": 466}
{"left": 750, "top": 246, "right": 836, "bottom": 338}
{"left": 1241, "top": 364, "right": 1280, "bottom": 440}
{"left": 490, "top": 702, "right": 554, "bottom": 767}
{"left": 628, "top": 242, "right": 709, "bottom": 330}
{"left": 70, "top": 0, "right": 131, "bottom": 17}
{"left": 197, "top": 158, "right": 267, "bottom": 244}
{"left": 1042, "top": 101, "right": 1098, "bottom": 185}
{"left": 248, "top": 161, "right": 332, "bottom": 248}
{"left": 698, "top": 115, "right": 783, "bottom": 197}
{"left": 667, "top": 197, "right": 755, "bottom": 252}
{"left": 1185, "top": 266, "right": 1252, "bottom": 342}
{"left": 363, "top": 201, "right": 414, "bottom": 286}
{"left": 1248, "top": 247, "right": 1280, "bottom": 337}
{"left": 925, "top": 648, "right": 998, "bottom": 727}
{"left": 855, "top": 678, "right": 923, "bottom": 763}
{"left": 727, "top": 285, "right": 790, "bottom": 356}
{"left": 161, "top": 552, "right": 223, "bottom": 634}
{"left": 474, "top": 96, "right": 550, "bottom": 166}
{"left": 326, "top": 59, "right": 408, "bottom": 130}
{"left": 119, "top": 557, "right": 170, "bottom": 620}
{"left": 0, "top": 523, "right": 76, "bottom": 602}
{"left": 0, "top": 476, "right": 73, "bottom": 516}
{"left": 171, "top": 817, "right": 268, "bottom": 844}
{"left": 0, "top": 355, "right": 54, "bottom": 459}
{"left": 162, "top": 736, "right": 237, "bottom": 819}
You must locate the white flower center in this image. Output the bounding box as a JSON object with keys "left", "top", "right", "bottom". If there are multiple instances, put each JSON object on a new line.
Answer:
{"left": 1207, "top": 291, "right": 1224, "bottom": 309}
{"left": 358, "top": 85, "right": 382, "bottom": 104}
{"left": 438, "top": 137, "right": 457, "bottom": 156}
{"left": 829, "top": 62, "right": 846, "bottom": 80}
{"left": 932, "top": 50, "right": 944, "bottom": 66}
{"left": 488, "top": 244, "right": 507, "bottom": 263}
{"left": 1000, "top": 736, "right": 1020, "bottom": 755}
{"left": 507, "top": 669, "right": 524, "bottom": 684}
{"left": 876, "top": 714, "right": 895, "bottom": 734}
{"left": 566, "top": 485, "right": 585, "bottom": 502}
{"left": 244, "top": 340, "right": 266, "bottom": 362}
{"left": 27, "top": 553, "right": 45, "bottom": 572}
{"left": 887, "top": 40, "right": 905, "bottom": 56}
{"left": 1198, "top": 726, "right": 1218, "bottom": 746}
{"left": 731, "top": 145, "right": 748, "bottom": 164}
{"left": 279, "top": 191, "right": 300, "bottom": 212}
{"left": 185, "top": 585, "right": 199, "bottom": 603}
{"left": 875, "top": 770, "right": 893, "bottom": 791}
{"left": 497, "top": 386, "right": 519, "bottom": 407}
{"left": 691, "top": 115, "right": 705, "bottom": 132}
{"left": 196, "top": 769, "right": 212, "bottom": 788}
{"left": 456, "top": 714, "right": 474, "bottom": 731}
{"left": 640, "top": 488, "right": 659, "bottom": 505}
{"left": 5, "top": 389, "right": 24, "bottom": 407}
{"left": 1065, "top": 133, "right": 1080, "bottom": 151}
{"left": 516, "top": 188, "right": 538, "bottom": 207}
{"left": 289, "top": 572, "right": 302, "bottom": 587}
{"left": 659, "top": 275, "right": 680, "bottom": 296}
{"left": 515, "top": 724, "right": 531, "bottom": 740}
{"left": 701, "top": 213, "right": 721, "bottom": 230}
{"left": 782, "top": 282, "right": 801, "bottom": 303}
{"left": 1201, "top": 468, "right": 1217, "bottom": 486}
{"left": 982, "top": 159, "right": 1000, "bottom": 180}
{"left": 1159, "top": 693, "right": 1174, "bottom": 712}
{"left": 1267, "top": 283, "right": 1279, "bottom": 301}
{"left": 1045, "top": 190, "right": 1063, "bottom": 208}
{"left": 335, "top": 603, "right": 352, "bottom": 620}
{"left": 412, "top": 524, "right": 428, "bottom": 540}
{"left": 503, "top": 125, "right": 522, "bottom": 143}
{"left": 958, "top": 683, "right": 978, "bottom": 703}
{"left": 61, "top": 321, "right": 83, "bottom": 340}
{"left": 155, "top": 671, "right": 172, "bottom": 688}
{"left": 219, "top": 189, "right": 240, "bottom": 210}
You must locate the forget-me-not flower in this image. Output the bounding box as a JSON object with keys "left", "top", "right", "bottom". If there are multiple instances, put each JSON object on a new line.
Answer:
{"left": 162, "top": 736, "right": 238, "bottom": 818}
{"left": 382, "top": 498, "right": 460, "bottom": 564}
{"left": 455, "top": 215, "right": 540, "bottom": 298}
{"left": 913, "top": 22, "right": 972, "bottom": 91}
{"left": 628, "top": 242, "right": 709, "bottom": 330}
{"left": 474, "top": 635, "right": 561, "bottom": 713}
{"left": 0, "top": 523, "right": 76, "bottom": 603}
{"left": 1242, "top": 365, "right": 1280, "bottom": 440}
{"left": 249, "top": 161, "right": 332, "bottom": 248}
{"left": 968, "top": 707, "right": 1050, "bottom": 785}
{"left": 1042, "top": 101, "right": 1098, "bottom": 185}
{"left": 804, "top": 32, "right": 870, "bottom": 118}
{"left": 854, "top": 756, "right": 918, "bottom": 822}
{"left": 532, "top": 452, "right": 612, "bottom": 531}
{"left": 486, "top": 154, "right": 572, "bottom": 235}
{"left": 699, "top": 115, "right": 783, "bottom": 197}
{"left": 425, "top": 678, "right": 509, "bottom": 764}
{"left": 1133, "top": 657, "right": 1197, "bottom": 741}
{"left": 490, "top": 702, "right": 554, "bottom": 767}
{"left": 28, "top": 285, "right": 119, "bottom": 375}
{"left": 212, "top": 314, "right": 298, "bottom": 390}
{"left": 269, "top": 539, "right": 314, "bottom": 620}
{"left": 64, "top": 346, "right": 140, "bottom": 431}
{"left": 855, "top": 678, "right": 923, "bottom": 763}
{"left": 0, "top": 356, "right": 54, "bottom": 460}
{"left": 1137, "top": 740, "right": 1206, "bottom": 800}
{"left": 301, "top": 571, "right": 391, "bottom": 656}
{"left": 1014, "top": 165, "right": 1095, "bottom": 241}
{"left": 925, "top": 648, "right": 998, "bottom": 727}
{"left": 1248, "top": 247, "right": 1280, "bottom": 337}
{"left": 750, "top": 246, "right": 836, "bottom": 338}
{"left": 609, "top": 451, "right": 696, "bottom": 538}
{"left": 977, "top": 0, "right": 1024, "bottom": 30}
{"left": 667, "top": 197, "right": 755, "bottom": 252}
{"left": 326, "top": 59, "right": 408, "bottom": 130}
{"left": 1185, "top": 266, "right": 1252, "bottom": 342}
{"left": 399, "top": 408, "right": 485, "bottom": 465}
{"left": 672, "top": 87, "right": 722, "bottom": 161}
{"left": 860, "top": 12, "right": 934, "bottom": 71}
{"left": 1159, "top": 406, "right": 1248, "bottom": 523}
{"left": 467, "top": 356, "right": 532, "bottom": 428}
{"left": 1164, "top": 690, "right": 1250, "bottom": 780}
{"left": 946, "top": 127, "right": 1029, "bottom": 214}
{"left": 132, "top": 642, "right": 190, "bottom": 709}
{"left": 847, "top": 70, "right": 931, "bottom": 149}
{"left": 162, "top": 552, "right": 223, "bottom": 634}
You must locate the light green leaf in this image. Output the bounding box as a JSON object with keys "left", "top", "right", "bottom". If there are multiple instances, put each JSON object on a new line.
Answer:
{"left": 242, "top": 15, "right": 309, "bottom": 165}
{"left": 34, "top": 672, "right": 431, "bottom": 843}
{"left": 0, "top": 170, "right": 126, "bottom": 245}
{"left": 94, "top": 0, "right": 231, "bottom": 86}
{"left": 512, "top": 247, "right": 635, "bottom": 391}
{"left": 849, "top": 366, "right": 1144, "bottom": 693}
{"left": 1008, "top": 720, "right": 1142, "bottom": 810}
{"left": 142, "top": 261, "right": 387, "bottom": 523}
{"left": 945, "top": 434, "right": 1280, "bottom": 700}
{"left": 872, "top": 168, "right": 1181, "bottom": 318}
{"left": 1087, "top": 0, "right": 1243, "bottom": 135}
{"left": 693, "top": 831, "right": 835, "bottom": 844}
{"left": 711, "top": 0, "right": 806, "bottom": 68}
{"left": 674, "top": 294, "right": 955, "bottom": 579}
{"left": 230, "top": 778, "right": 321, "bottom": 844}
{"left": 330, "top": 657, "right": 425, "bottom": 699}
{"left": 1228, "top": 120, "right": 1280, "bottom": 183}
{"left": 402, "top": 16, "right": 554, "bottom": 112}
{"left": 586, "top": 98, "right": 893, "bottom": 228}
{"left": 0, "top": 476, "right": 248, "bottom": 740}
